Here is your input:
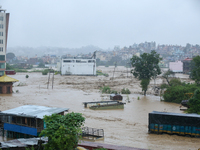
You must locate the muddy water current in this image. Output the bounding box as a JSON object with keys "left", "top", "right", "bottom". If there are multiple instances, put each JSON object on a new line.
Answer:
{"left": 0, "top": 68, "right": 199, "bottom": 150}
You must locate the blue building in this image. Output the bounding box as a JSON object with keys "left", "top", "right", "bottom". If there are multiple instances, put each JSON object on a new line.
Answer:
{"left": 0, "top": 105, "right": 69, "bottom": 138}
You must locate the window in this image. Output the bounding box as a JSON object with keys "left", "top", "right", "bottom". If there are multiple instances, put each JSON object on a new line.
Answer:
{"left": 0, "top": 47, "right": 3, "bottom": 52}
{"left": 76, "top": 60, "right": 87, "bottom": 63}
{"left": 88, "top": 60, "right": 95, "bottom": 63}
{"left": 0, "top": 32, "right": 3, "bottom": 36}
{"left": 63, "top": 60, "right": 72, "bottom": 63}
{"left": 0, "top": 55, "right": 5, "bottom": 61}
{"left": 0, "top": 24, "right": 3, "bottom": 28}
{"left": 0, "top": 16, "right": 3, "bottom": 21}
{"left": 0, "top": 40, "right": 3, "bottom": 44}
{"left": 0, "top": 71, "right": 4, "bottom": 76}
{"left": 0, "top": 63, "right": 5, "bottom": 68}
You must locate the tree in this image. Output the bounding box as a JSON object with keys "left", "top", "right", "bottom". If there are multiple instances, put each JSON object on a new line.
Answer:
{"left": 38, "top": 62, "right": 45, "bottom": 68}
{"left": 140, "top": 79, "right": 150, "bottom": 95}
{"left": 190, "top": 55, "right": 200, "bottom": 85}
{"left": 162, "top": 69, "right": 175, "bottom": 86}
{"left": 187, "top": 89, "right": 200, "bottom": 113}
{"left": 130, "top": 50, "right": 162, "bottom": 96}
{"left": 6, "top": 52, "right": 15, "bottom": 60}
{"left": 40, "top": 112, "right": 85, "bottom": 150}
{"left": 6, "top": 63, "right": 14, "bottom": 70}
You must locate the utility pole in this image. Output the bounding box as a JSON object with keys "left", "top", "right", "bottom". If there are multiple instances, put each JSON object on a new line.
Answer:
{"left": 112, "top": 62, "right": 117, "bottom": 81}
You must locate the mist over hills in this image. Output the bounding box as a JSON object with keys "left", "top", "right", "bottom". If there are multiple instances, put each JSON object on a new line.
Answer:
{"left": 7, "top": 45, "right": 102, "bottom": 57}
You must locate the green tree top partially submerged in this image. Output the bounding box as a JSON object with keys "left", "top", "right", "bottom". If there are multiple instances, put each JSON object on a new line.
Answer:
{"left": 130, "top": 50, "right": 162, "bottom": 80}
{"left": 130, "top": 50, "right": 162, "bottom": 95}
{"left": 40, "top": 112, "right": 85, "bottom": 150}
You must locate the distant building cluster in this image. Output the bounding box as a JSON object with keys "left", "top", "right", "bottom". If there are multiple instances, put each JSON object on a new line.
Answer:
{"left": 2, "top": 5, "right": 200, "bottom": 75}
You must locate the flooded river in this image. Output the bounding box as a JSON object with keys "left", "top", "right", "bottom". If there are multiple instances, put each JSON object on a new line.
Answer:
{"left": 0, "top": 67, "right": 199, "bottom": 150}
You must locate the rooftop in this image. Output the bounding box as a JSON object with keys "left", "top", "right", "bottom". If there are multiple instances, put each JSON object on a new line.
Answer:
{"left": 0, "top": 6, "right": 6, "bottom": 12}
{"left": 0, "top": 105, "right": 69, "bottom": 119}
{"left": 0, "top": 73, "right": 19, "bottom": 82}
{"left": 150, "top": 111, "right": 200, "bottom": 118}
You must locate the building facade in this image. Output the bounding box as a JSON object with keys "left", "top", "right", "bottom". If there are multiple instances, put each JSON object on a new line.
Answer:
{"left": 0, "top": 6, "right": 9, "bottom": 76}
{"left": 0, "top": 105, "right": 69, "bottom": 138}
{"left": 60, "top": 57, "right": 96, "bottom": 76}
{"left": 182, "top": 58, "right": 193, "bottom": 74}
{"left": 169, "top": 61, "right": 183, "bottom": 73}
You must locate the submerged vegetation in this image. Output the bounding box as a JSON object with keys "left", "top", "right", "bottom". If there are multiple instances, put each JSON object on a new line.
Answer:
{"left": 162, "top": 56, "right": 200, "bottom": 110}
{"left": 162, "top": 82, "right": 200, "bottom": 103}
{"left": 187, "top": 89, "right": 200, "bottom": 114}
{"left": 121, "top": 88, "right": 131, "bottom": 94}
{"left": 96, "top": 70, "right": 109, "bottom": 77}
{"left": 100, "top": 86, "right": 131, "bottom": 94}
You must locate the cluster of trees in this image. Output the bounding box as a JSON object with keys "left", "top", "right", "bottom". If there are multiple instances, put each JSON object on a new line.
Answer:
{"left": 130, "top": 50, "right": 200, "bottom": 113}
{"left": 37, "top": 112, "right": 85, "bottom": 150}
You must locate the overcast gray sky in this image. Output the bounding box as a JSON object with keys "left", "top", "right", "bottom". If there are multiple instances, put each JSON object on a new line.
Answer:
{"left": 1, "top": 0, "right": 200, "bottom": 49}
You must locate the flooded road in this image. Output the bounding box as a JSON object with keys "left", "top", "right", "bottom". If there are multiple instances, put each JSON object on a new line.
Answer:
{"left": 0, "top": 67, "right": 199, "bottom": 150}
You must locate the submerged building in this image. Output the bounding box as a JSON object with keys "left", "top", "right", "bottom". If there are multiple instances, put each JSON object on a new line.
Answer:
{"left": 60, "top": 57, "right": 96, "bottom": 76}
{"left": 0, "top": 105, "right": 69, "bottom": 138}
{"left": 0, "top": 6, "right": 9, "bottom": 76}
{"left": 0, "top": 73, "right": 18, "bottom": 94}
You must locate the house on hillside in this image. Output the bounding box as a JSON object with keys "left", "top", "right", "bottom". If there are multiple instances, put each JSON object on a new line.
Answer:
{"left": 182, "top": 58, "right": 193, "bottom": 74}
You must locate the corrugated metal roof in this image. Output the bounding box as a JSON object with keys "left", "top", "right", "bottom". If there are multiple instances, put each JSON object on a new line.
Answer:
{"left": 0, "top": 73, "right": 19, "bottom": 82}
{"left": 0, "top": 137, "right": 48, "bottom": 148}
{"left": 150, "top": 111, "right": 200, "bottom": 118}
{"left": 0, "top": 105, "right": 69, "bottom": 119}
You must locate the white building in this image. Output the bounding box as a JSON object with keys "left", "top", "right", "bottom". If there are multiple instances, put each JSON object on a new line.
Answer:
{"left": 169, "top": 61, "right": 183, "bottom": 73}
{"left": 60, "top": 57, "right": 96, "bottom": 76}
{"left": 0, "top": 6, "right": 9, "bottom": 76}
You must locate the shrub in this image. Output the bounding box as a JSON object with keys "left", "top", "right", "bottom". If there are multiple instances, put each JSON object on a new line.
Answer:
{"left": 25, "top": 75, "right": 29, "bottom": 78}
{"left": 163, "top": 83, "right": 200, "bottom": 103}
{"left": 96, "top": 70, "right": 109, "bottom": 77}
{"left": 160, "top": 83, "right": 169, "bottom": 89}
{"left": 100, "top": 86, "right": 111, "bottom": 94}
{"left": 55, "top": 71, "right": 60, "bottom": 75}
{"left": 110, "top": 90, "right": 118, "bottom": 94}
{"left": 187, "top": 89, "right": 200, "bottom": 114}
{"left": 42, "top": 69, "right": 49, "bottom": 75}
{"left": 169, "top": 78, "right": 182, "bottom": 86}
{"left": 121, "top": 88, "right": 131, "bottom": 94}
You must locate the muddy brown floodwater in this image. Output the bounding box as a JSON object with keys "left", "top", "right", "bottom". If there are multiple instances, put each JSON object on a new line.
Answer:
{"left": 0, "top": 66, "right": 199, "bottom": 150}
